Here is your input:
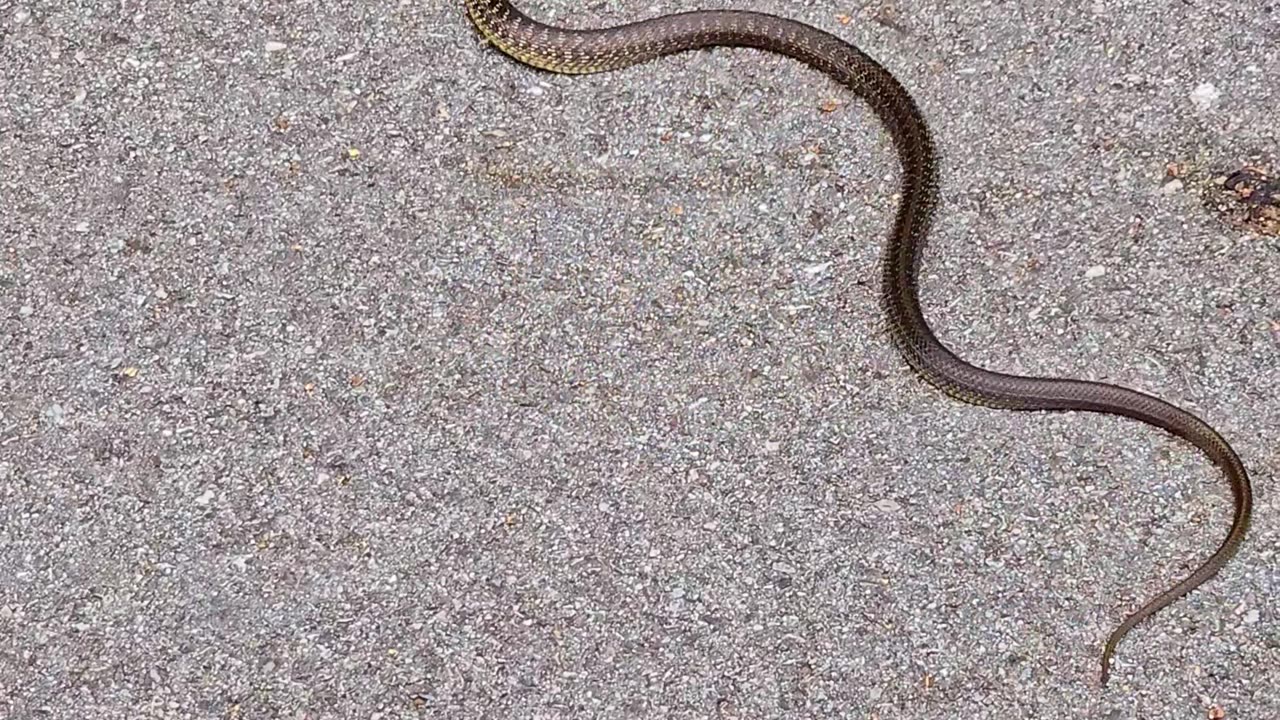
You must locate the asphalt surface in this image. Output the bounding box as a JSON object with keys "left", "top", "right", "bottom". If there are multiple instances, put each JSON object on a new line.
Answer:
{"left": 2, "top": 0, "right": 1278, "bottom": 717}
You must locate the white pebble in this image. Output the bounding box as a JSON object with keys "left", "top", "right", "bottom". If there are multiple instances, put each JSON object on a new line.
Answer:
{"left": 872, "top": 498, "right": 902, "bottom": 514}
{"left": 1189, "top": 82, "right": 1221, "bottom": 111}
{"left": 1161, "top": 178, "right": 1184, "bottom": 195}
{"left": 1084, "top": 265, "right": 1107, "bottom": 279}
{"left": 43, "top": 404, "right": 65, "bottom": 426}
{"left": 265, "top": 40, "right": 288, "bottom": 53}
{"left": 697, "top": 133, "right": 713, "bottom": 143}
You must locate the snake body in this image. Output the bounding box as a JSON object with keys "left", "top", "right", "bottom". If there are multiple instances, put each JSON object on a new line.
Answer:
{"left": 464, "top": 0, "right": 1252, "bottom": 685}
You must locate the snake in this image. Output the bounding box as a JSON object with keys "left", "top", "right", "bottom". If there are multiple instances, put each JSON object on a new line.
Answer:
{"left": 463, "top": 0, "right": 1252, "bottom": 686}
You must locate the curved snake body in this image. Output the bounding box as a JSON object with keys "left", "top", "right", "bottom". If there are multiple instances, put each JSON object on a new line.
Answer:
{"left": 463, "top": 0, "right": 1252, "bottom": 685}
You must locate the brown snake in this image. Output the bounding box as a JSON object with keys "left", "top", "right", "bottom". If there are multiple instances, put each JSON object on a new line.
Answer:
{"left": 463, "top": 0, "right": 1252, "bottom": 685}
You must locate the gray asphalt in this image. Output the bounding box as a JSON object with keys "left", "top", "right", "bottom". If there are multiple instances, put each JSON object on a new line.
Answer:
{"left": 2, "top": 0, "right": 1278, "bottom": 717}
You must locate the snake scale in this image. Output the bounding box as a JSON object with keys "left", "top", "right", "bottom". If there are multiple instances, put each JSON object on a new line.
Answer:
{"left": 463, "top": 0, "right": 1252, "bottom": 685}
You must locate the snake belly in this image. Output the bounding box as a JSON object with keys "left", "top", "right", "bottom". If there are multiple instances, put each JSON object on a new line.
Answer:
{"left": 463, "top": 0, "right": 1252, "bottom": 686}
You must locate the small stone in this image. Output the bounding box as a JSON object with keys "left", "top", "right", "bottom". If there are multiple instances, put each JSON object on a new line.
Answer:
{"left": 1243, "top": 608, "right": 1260, "bottom": 624}
{"left": 697, "top": 133, "right": 713, "bottom": 143}
{"left": 1161, "top": 178, "right": 1184, "bottom": 195}
{"left": 265, "top": 41, "right": 288, "bottom": 53}
{"left": 1084, "top": 265, "right": 1107, "bottom": 279}
{"left": 1189, "top": 82, "right": 1221, "bottom": 111}
{"left": 195, "top": 489, "right": 215, "bottom": 505}
{"left": 763, "top": 440, "right": 781, "bottom": 454}
{"left": 74, "top": 221, "right": 90, "bottom": 233}
{"left": 525, "top": 85, "right": 544, "bottom": 96}
{"left": 19, "top": 305, "right": 33, "bottom": 317}
{"left": 42, "top": 403, "right": 65, "bottom": 426}
{"left": 14, "top": 8, "right": 31, "bottom": 24}
{"left": 872, "top": 498, "right": 902, "bottom": 514}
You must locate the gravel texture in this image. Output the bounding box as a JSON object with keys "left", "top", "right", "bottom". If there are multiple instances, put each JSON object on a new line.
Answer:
{"left": 2, "top": 0, "right": 1278, "bottom": 717}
